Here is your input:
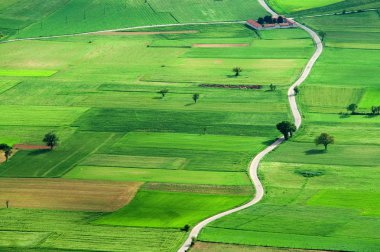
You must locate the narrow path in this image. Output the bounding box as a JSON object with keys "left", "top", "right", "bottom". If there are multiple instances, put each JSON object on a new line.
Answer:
{"left": 178, "top": 1, "right": 323, "bottom": 251}
{"left": 0, "top": 21, "right": 245, "bottom": 44}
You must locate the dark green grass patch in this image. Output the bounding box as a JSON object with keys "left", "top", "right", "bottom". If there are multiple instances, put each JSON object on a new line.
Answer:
{"left": 64, "top": 165, "right": 250, "bottom": 186}
{"left": 94, "top": 189, "right": 250, "bottom": 228}
{"left": 73, "top": 108, "right": 285, "bottom": 137}
{"left": 0, "top": 132, "right": 121, "bottom": 177}
{"left": 294, "top": 169, "right": 325, "bottom": 178}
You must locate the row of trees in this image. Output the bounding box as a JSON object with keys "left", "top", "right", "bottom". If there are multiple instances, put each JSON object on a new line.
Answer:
{"left": 158, "top": 89, "right": 200, "bottom": 103}
{"left": 257, "top": 15, "right": 286, "bottom": 25}
{"left": 347, "top": 103, "right": 380, "bottom": 115}
{"left": 0, "top": 133, "right": 59, "bottom": 163}
{"left": 276, "top": 121, "right": 334, "bottom": 150}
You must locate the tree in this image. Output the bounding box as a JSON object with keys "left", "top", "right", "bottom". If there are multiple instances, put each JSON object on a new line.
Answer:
{"left": 347, "top": 103, "right": 358, "bottom": 114}
{"left": 318, "top": 31, "right": 327, "bottom": 42}
{"left": 315, "top": 133, "right": 334, "bottom": 151}
{"left": 269, "top": 84, "right": 277, "bottom": 91}
{"left": 158, "top": 89, "right": 169, "bottom": 98}
{"left": 257, "top": 17, "right": 264, "bottom": 25}
{"left": 277, "top": 16, "right": 284, "bottom": 23}
{"left": 276, "top": 121, "right": 296, "bottom": 140}
{"left": 192, "top": 93, "right": 200, "bottom": 103}
{"left": 264, "top": 15, "right": 273, "bottom": 24}
{"left": 0, "top": 144, "right": 12, "bottom": 162}
{"left": 43, "top": 132, "right": 59, "bottom": 150}
{"left": 233, "top": 67, "right": 242, "bottom": 77}
{"left": 294, "top": 86, "right": 300, "bottom": 95}
{"left": 371, "top": 106, "right": 380, "bottom": 115}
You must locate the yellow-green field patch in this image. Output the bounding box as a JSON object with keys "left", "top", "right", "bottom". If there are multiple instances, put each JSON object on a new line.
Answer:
{"left": 0, "top": 69, "right": 57, "bottom": 77}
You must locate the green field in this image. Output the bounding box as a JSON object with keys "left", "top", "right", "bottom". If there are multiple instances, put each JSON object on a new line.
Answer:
{"left": 0, "top": 208, "right": 185, "bottom": 251}
{"left": 95, "top": 189, "right": 250, "bottom": 228}
{"left": 268, "top": 0, "right": 380, "bottom": 15}
{"left": 199, "top": 5, "right": 380, "bottom": 252}
{"left": 3, "top": 0, "right": 379, "bottom": 251}
{"left": 1, "top": 0, "right": 267, "bottom": 39}
{"left": 0, "top": 1, "right": 320, "bottom": 249}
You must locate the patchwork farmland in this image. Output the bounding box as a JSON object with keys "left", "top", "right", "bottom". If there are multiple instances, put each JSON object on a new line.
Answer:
{"left": 0, "top": 0, "right": 379, "bottom": 251}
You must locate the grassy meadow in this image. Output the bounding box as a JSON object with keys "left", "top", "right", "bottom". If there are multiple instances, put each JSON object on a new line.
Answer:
{"left": 0, "top": 5, "right": 317, "bottom": 249}
{"left": 199, "top": 6, "right": 380, "bottom": 252}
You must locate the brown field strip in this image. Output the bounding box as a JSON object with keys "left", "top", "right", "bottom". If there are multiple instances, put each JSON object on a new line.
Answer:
{"left": 13, "top": 144, "right": 50, "bottom": 150}
{"left": 192, "top": 43, "right": 249, "bottom": 48}
{"left": 0, "top": 178, "right": 142, "bottom": 212}
{"left": 93, "top": 30, "right": 198, "bottom": 36}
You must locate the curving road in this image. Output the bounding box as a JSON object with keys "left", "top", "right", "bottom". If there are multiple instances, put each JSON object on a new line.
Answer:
{"left": 178, "top": 1, "right": 323, "bottom": 251}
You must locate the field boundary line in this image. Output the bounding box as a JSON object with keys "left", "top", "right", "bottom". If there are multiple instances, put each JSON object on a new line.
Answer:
{"left": 177, "top": 0, "right": 323, "bottom": 251}
{"left": 0, "top": 21, "right": 245, "bottom": 44}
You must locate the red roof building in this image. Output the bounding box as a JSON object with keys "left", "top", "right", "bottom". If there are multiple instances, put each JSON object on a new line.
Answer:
{"left": 246, "top": 19, "right": 263, "bottom": 30}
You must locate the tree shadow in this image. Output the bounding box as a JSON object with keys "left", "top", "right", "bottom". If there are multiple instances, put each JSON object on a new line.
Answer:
{"left": 339, "top": 113, "right": 350, "bottom": 118}
{"left": 28, "top": 149, "right": 50, "bottom": 156}
{"left": 226, "top": 74, "right": 237, "bottom": 78}
{"left": 152, "top": 96, "right": 163, "bottom": 100}
{"left": 184, "top": 103, "right": 194, "bottom": 107}
{"left": 262, "top": 139, "right": 277, "bottom": 145}
{"left": 304, "top": 149, "right": 326, "bottom": 155}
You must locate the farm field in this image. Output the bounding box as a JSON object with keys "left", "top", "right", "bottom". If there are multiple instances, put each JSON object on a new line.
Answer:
{"left": 1, "top": 0, "right": 267, "bottom": 39}
{"left": 199, "top": 5, "right": 380, "bottom": 252}
{"left": 0, "top": 2, "right": 318, "bottom": 249}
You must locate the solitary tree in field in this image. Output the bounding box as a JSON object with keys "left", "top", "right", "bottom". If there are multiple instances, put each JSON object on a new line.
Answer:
{"left": 371, "top": 106, "right": 380, "bottom": 115}
{"left": 43, "top": 132, "right": 59, "bottom": 150}
{"left": 158, "top": 89, "right": 169, "bottom": 98}
{"left": 0, "top": 144, "right": 12, "bottom": 162}
{"left": 315, "top": 133, "right": 334, "bottom": 151}
{"left": 318, "top": 31, "right": 327, "bottom": 42}
{"left": 269, "top": 84, "right": 277, "bottom": 91}
{"left": 192, "top": 93, "right": 200, "bottom": 103}
{"left": 233, "top": 67, "right": 242, "bottom": 77}
{"left": 347, "top": 103, "right": 358, "bottom": 114}
{"left": 276, "top": 121, "right": 296, "bottom": 140}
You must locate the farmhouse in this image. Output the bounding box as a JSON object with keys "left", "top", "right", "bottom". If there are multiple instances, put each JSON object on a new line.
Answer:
{"left": 246, "top": 16, "right": 296, "bottom": 30}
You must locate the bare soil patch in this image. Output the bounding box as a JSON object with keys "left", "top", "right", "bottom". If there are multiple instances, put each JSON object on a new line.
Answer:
{"left": 200, "top": 84, "right": 262, "bottom": 90}
{"left": 0, "top": 178, "right": 142, "bottom": 212}
{"left": 192, "top": 43, "right": 249, "bottom": 48}
{"left": 13, "top": 144, "right": 50, "bottom": 150}
{"left": 93, "top": 30, "right": 198, "bottom": 36}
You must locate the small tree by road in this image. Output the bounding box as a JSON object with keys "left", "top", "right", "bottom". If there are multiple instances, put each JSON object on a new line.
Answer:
{"left": 315, "top": 133, "right": 334, "bottom": 151}
{"left": 318, "top": 31, "right": 327, "bottom": 42}
{"left": 192, "top": 93, "right": 200, "bottom": 103}
{"left": 232, "top": 67, "right": 242, "bottom": 77}
{"left": 347, "top": 103, "right": 358, "bottom": 114}
{"left": 0, "top": 144, "right": 12, "bottom": 162}
{"left": 276, "top": 121, "right": 296, "bottom": 140}
{"left": 43, "top": 132, "right": 59, "bottom": 150}
{"left": 158, "top": 89, "right": 169, "bottom": 98}
{"left": 294, "top": 86, "right": 300, "bottom": 95}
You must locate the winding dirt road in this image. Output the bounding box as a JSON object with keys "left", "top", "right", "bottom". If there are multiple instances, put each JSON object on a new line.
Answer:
{"left": 178, "top": 1, "right": 323, "bottom": 251}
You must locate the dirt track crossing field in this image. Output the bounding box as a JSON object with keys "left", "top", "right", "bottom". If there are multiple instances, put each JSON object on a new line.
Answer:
{"left": 0, "top": 179, "right": 142, "bottom": 212}
{"left": 93, "top": 30, "right": 198, "bottom": 36}
{"left": 192, "top": 43, "right": 249, "bottom": 48}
